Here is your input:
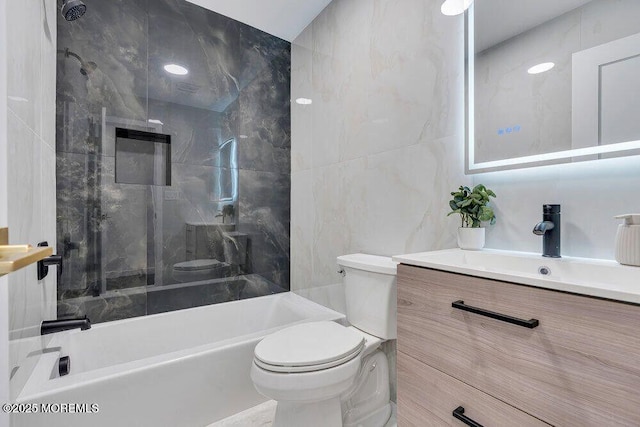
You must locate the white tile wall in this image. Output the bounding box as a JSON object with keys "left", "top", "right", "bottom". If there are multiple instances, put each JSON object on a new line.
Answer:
{"left": 291, "top": 0, "right": 468, "bottom": 293}
{"left": 1, "top": 0, "right": 10, "bottom": 421}
{"left": 475, "top": 155, "right": 640, "bottom": 260}
{"left": 6, "top": 0, "right": 43, "bottom": 136}
{"left": 4, "top": 0, "right": 58, "bottom": 403}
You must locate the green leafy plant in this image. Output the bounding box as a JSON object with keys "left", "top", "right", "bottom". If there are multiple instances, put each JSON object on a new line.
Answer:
{"left": 448, "top": 184, "right": 497, "bottom": 228}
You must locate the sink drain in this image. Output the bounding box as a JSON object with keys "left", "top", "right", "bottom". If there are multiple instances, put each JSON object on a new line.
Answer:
{"left": 538, "top": 266, "right": 551, "bottom": 276}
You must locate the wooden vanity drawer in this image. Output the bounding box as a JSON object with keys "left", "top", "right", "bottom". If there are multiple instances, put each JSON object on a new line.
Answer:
{"left": 398, "top": 351, "right": 549, "bottom": 427}
{"left": 397, "top": 264, "right": 640, "bottom": 426}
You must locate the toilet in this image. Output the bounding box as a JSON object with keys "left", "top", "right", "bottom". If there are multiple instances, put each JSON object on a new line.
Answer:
{"left": 172, "top": 259, "right": 230, "bottom": 283}
{"left": 251, "top": 254, "right": 397, "bottom": 427}
{"left": 172, "top": 224, "right": 248, "bottom": 283}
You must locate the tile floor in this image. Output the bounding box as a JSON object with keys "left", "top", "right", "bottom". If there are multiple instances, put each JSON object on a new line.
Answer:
{"left": 208, "top": 401, "right": 398, "bottom": 427}
{"left": 207, "top": 401, "right": 277, "bottom": 427}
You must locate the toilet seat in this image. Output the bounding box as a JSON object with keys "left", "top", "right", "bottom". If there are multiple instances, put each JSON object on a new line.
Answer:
{"left": 173, "top": 259, "right": 224, "bottom": 271}
{"left": 254, "top": 321, "right": 365, "bottom": 373}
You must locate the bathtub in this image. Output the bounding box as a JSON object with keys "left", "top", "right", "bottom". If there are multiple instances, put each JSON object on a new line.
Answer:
{"left": 13, "top": 292, "right": 345, "bottom": 427}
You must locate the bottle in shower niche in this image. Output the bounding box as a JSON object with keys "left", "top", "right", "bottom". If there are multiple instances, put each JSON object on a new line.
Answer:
{"left": 614, "top": 214, "right": 640, "bottom": 267}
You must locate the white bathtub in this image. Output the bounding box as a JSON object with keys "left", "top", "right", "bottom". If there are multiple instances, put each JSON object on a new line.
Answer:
{"left": 13, "top": 292, "right": 345, "bottom": 427}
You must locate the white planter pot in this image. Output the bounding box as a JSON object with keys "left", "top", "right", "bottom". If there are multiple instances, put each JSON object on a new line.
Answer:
{"left": 457, "top": 227, "right": 485, "bottom": 250}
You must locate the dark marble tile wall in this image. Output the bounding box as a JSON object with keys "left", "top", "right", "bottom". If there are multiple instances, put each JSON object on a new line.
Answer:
{"left": 221, "top": 45, "right": 292, "bottom": 291}
{"left": 56, "top": 0, "right": 291, "bottom": 323}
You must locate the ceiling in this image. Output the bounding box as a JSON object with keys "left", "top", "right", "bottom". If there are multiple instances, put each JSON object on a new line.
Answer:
{"left": 475, "top": 0, "right": 594, "bottom": 52}
{"left": 185, "top": 0, "right": 333, "bottom": 41}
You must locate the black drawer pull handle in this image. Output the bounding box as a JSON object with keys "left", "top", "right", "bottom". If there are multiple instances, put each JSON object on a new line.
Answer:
{"left": 452, "top": 300, "right": 539, "bottom": 329}
{"left": 453, "top": 406, "right": 484, "bottom": 427}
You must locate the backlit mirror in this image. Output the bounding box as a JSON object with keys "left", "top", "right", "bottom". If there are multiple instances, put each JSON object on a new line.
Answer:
{"left": 466, "top": 0, "right": 640, "bottom": 173}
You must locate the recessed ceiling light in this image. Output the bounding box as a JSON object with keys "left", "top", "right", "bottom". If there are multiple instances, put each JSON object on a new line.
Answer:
{"left": 441, "top": 0, "right": 474, "bottom": 16}
{"left": 527, "top": 62, "right": 555, "bottom": 75}
{"left": 148, "top": 119, "right": 164, "bottom": 125}
{"left": 295, "top": 98, "right": 312, "bottom": 105}
{"left": 163, "top": 64, "right": 189, "bottom": 76}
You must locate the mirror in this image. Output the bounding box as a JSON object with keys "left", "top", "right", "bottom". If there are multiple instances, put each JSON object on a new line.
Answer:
{"left": 466, "top": 0, "right": 640, "bottom": 173}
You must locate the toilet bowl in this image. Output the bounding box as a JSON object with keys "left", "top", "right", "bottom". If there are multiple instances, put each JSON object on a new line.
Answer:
{"left": 250, "top": 254, "right": 397, "bottom": 427}
{"left": 171, "top": 259, "right": 229, "bottom": 283}
{"left": 172, "top": 226, "right": 248, "bottom": 284}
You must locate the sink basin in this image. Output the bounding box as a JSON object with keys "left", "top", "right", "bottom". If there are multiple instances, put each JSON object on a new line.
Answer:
{"left": 392, "top": 249, "right": 640, "bottom": 304}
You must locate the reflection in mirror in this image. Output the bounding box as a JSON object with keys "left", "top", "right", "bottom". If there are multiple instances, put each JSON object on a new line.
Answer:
{"left": 466, "top": 0, "right": 640, "bottom": 173}
{"left": 214, "top": 138, "right": 238, "bottom": 203}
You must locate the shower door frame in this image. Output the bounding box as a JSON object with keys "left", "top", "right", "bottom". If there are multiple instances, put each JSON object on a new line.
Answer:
{"left": 99, "top": 110, "right": 165, "bottom": 294}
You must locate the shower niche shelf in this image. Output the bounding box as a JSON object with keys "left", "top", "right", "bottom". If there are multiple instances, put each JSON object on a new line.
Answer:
{"left": 0, "top": 228, "right": 53, "bottom": 276}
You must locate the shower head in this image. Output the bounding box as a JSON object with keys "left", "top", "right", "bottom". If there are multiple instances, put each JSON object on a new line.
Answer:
{"left": 61, "top": 0, "right": 86, "bottom": 21}
{"left": 59, "top": 48, "right": 97, "bottom": 77}
{"left": 80, "top": 61, "right": 97, "bottom": 76}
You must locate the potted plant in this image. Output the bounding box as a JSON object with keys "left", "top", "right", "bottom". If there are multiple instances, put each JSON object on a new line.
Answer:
{"left": 448, "top": 184, "right": 496, "bottom": 250}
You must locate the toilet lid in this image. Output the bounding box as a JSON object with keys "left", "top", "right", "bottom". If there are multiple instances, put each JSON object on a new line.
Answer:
{"left": 254, "top": 321, "right": 365, "bottom": 373}
{"left": 174, "top": 259, "right": 222, "bottom": 271}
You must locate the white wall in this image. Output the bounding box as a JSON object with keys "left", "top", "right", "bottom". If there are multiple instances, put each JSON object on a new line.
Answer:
{"left": 1, "top": 0, "right": 11, "bottom": 423}
{"left": 291, "top": 0, "right": 468, "bottom": 301}
{"left": 4, "top": 0, "right": 58, "bottom": 406}
{"left": 475, "top": 155, "right": 640, "bottom": 259}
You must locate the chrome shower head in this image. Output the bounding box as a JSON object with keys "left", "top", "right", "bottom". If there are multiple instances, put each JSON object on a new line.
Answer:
{"left": 61, "top": 0, "right": 86, "bottom": 21}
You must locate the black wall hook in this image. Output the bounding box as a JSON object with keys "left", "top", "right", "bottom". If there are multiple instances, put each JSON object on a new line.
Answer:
{"left": 37, "top": 242, "right": 63, "bottom": 281}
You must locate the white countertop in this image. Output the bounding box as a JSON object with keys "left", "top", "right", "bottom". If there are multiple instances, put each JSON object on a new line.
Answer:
{"left": 392, "top": 248, "right": 640, "bottom": 305}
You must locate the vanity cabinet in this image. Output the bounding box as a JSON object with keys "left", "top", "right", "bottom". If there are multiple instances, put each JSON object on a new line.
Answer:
{"left": 398, "top": 351, "right": 549, "bottom": 426}
{"left": 397, "top": 264, "right": 640, "bottom": 427}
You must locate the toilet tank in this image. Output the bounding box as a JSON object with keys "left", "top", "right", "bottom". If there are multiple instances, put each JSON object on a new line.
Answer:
{"left": 337, "top": 254, "right": 398, "bottom": 340}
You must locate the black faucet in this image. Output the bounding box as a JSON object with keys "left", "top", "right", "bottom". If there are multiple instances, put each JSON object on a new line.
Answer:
{"left": 37, "top": 241, "right": 63, "bottom": 281}
{"left": 533, "top": 204, "right": 561, "bottom": 258}
{"left": 41, "top": 317, "right": 91, "bottom": 335}
{"left": 216, "top": 204, "right": 235, "bottom": 224}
